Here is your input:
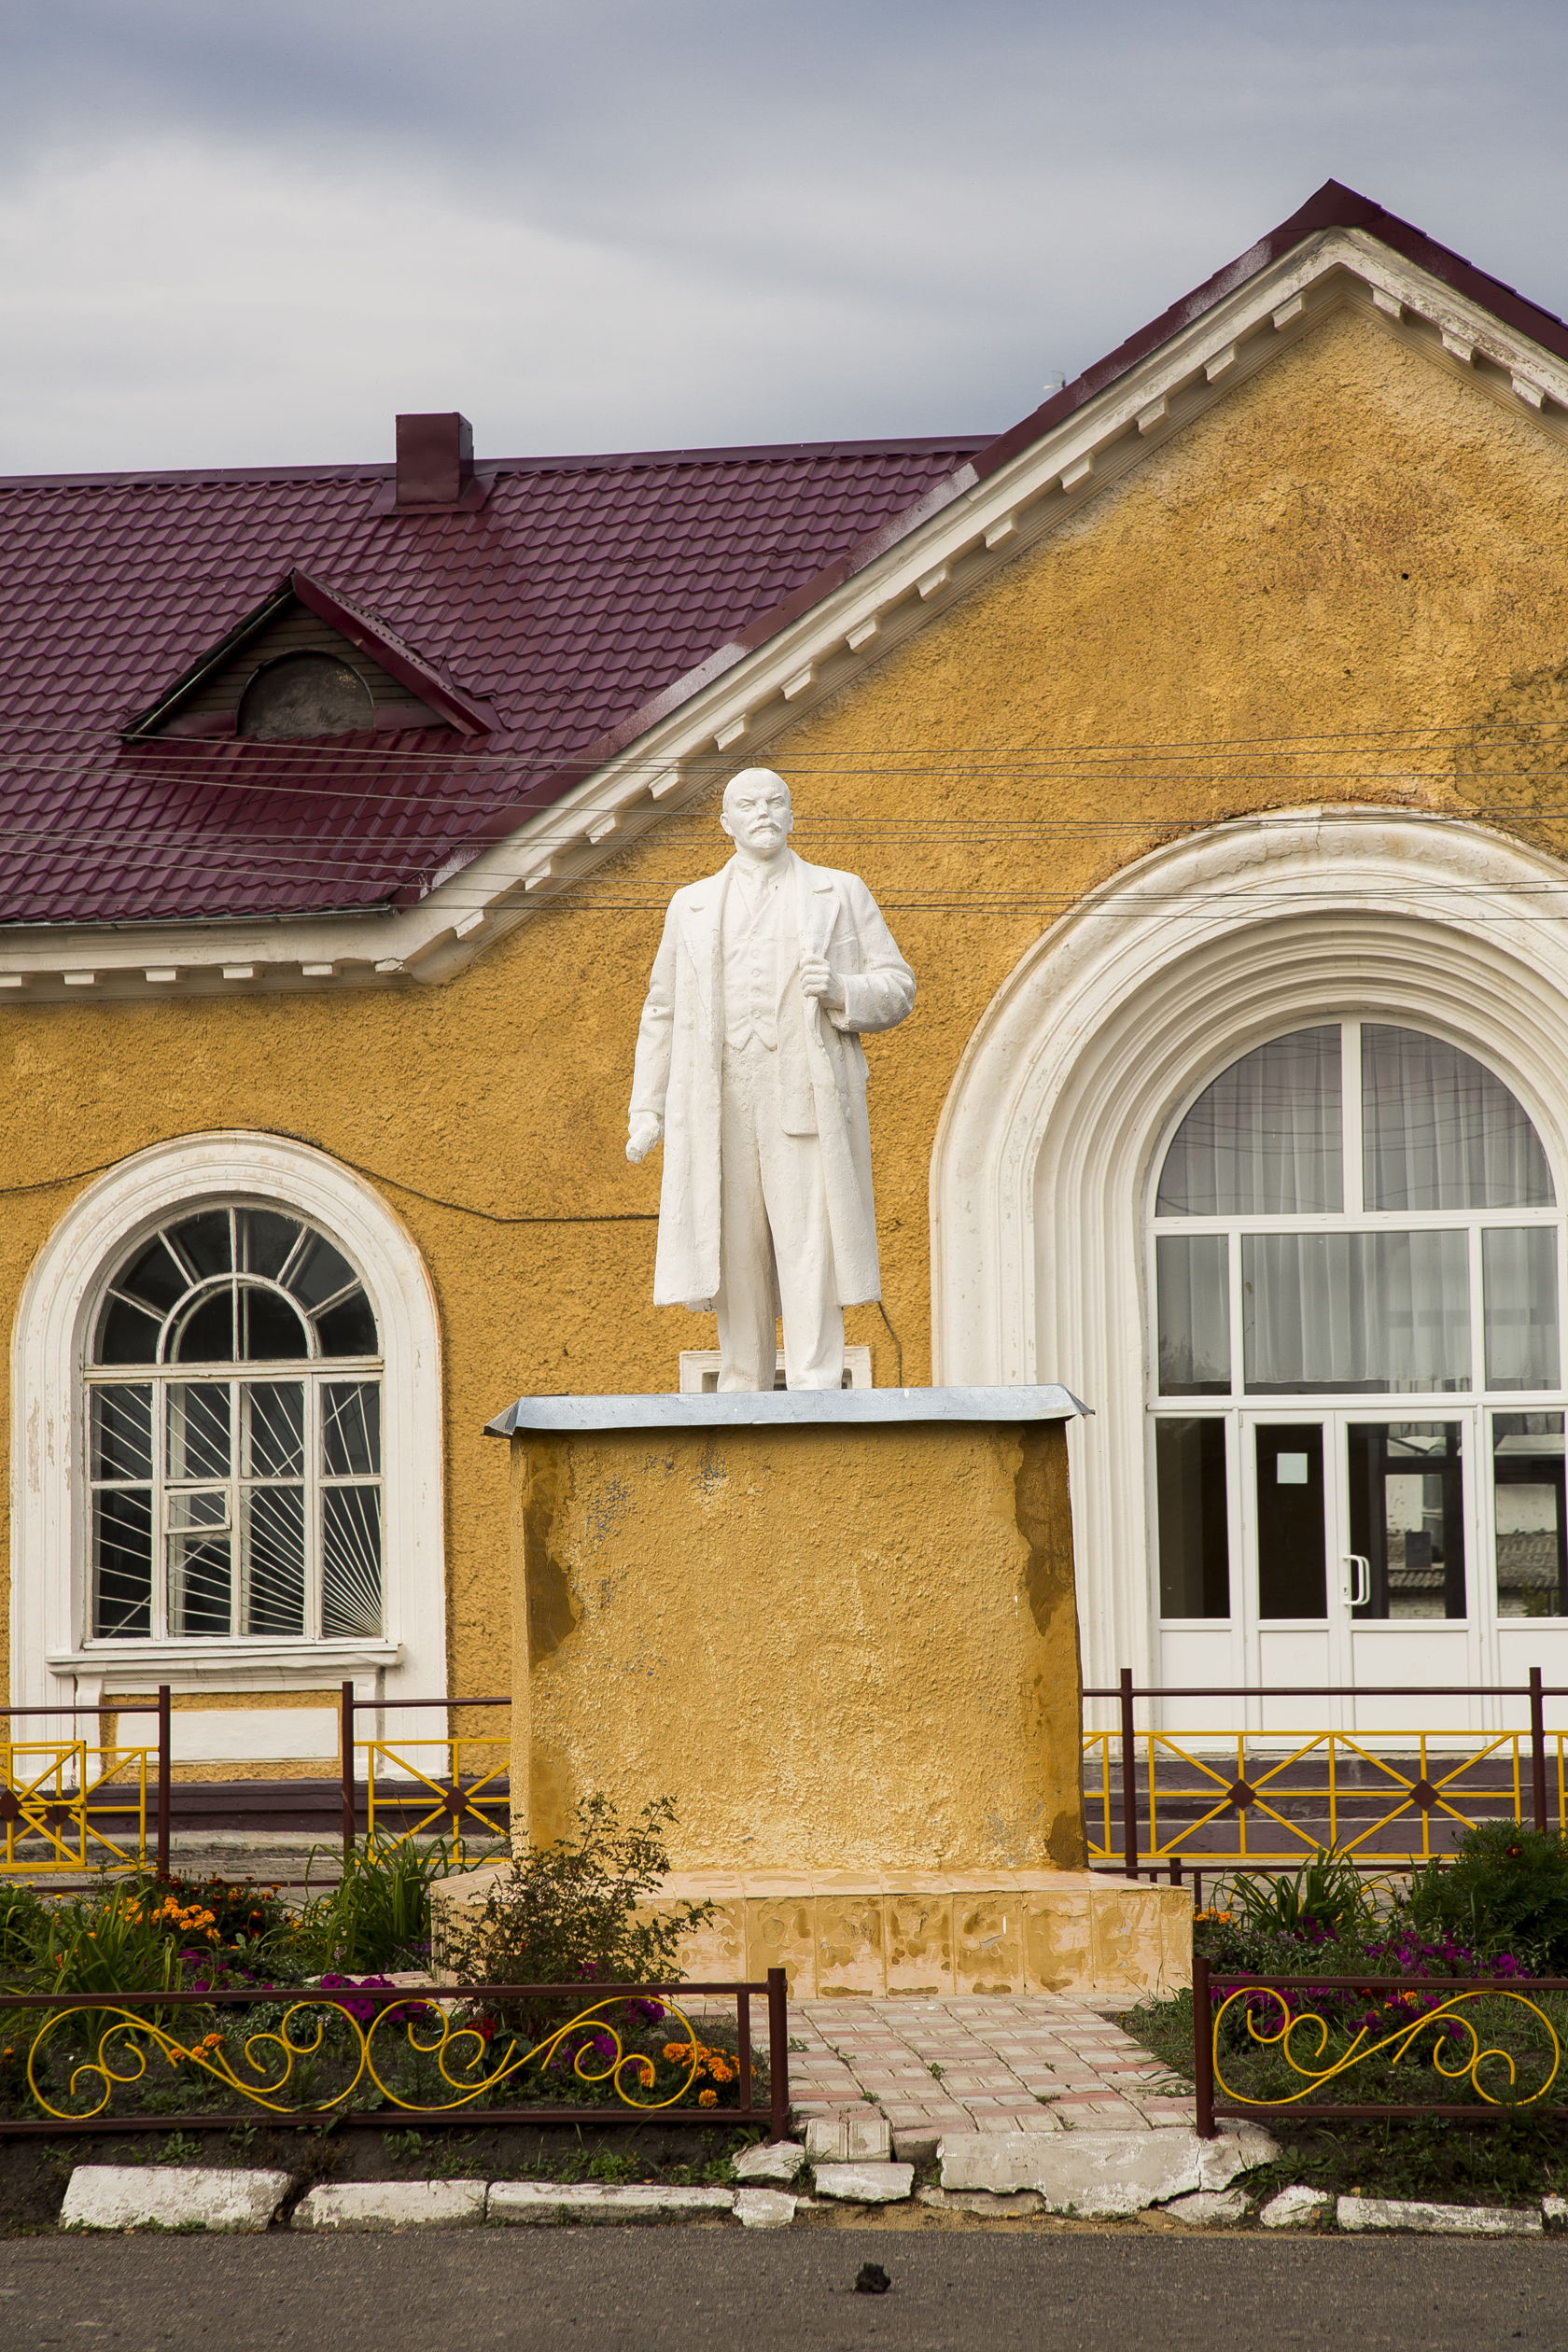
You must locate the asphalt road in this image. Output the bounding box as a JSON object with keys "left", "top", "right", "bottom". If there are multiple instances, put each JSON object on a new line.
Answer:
{"left": 5, "top": 2229, "right": 1568, "bottom": 2352}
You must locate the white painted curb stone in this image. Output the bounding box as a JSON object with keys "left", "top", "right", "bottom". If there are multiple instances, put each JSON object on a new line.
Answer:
{"left": 735, "top": 2189, "right": 799, "bottom": 2229}
{"left": 735, "top": 2142, "right": 806, "bottom": 2185}
{"left": 1260, "top": 2186, "right": 1332, "bottom": 2230}
{"left": 1544, "top": 2195, "right": 1568, "bottom": 2226}
{"left": 938, "top": 2127, "right": 1279, "bottom": 2219}
{"left": 487, "top": 2184, "right": 734, "bottom": 2219}
{"left": 1162, "top": 2189, "right": 1249, "bottom": 2226}
{"left": 294, "top": 2181, "right": 487, "bottom": 2231}
{"left": 1337, "top": 2196, "right": 1542, "bottom": 2236}
{"left": 812, "top": 2163, "right": 915, "bottom": 2204}
{"left": 917, "top": 2186, "right": 1045, "bottom": 2217}
{"left": 805, "top": 2117, "right": 891, "bottom": 2163}
{"left": 61, "top": 2165, "right": 291, "bottom": 2233}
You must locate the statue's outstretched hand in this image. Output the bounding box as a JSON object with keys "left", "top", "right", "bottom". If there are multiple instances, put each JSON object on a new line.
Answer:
{"left": 800, "top": 956, "right": 847, "bottom": 1012}
{"left": 626, "top": 1113, "right": 665, "bottom": 1164}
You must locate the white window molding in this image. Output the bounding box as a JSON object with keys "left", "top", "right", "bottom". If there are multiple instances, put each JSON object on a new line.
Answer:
{"left": 10, "top": 1132, "right": 445, "bottom": 1740}
{"left": 930, "top": 808, "right": 1568, "bottom": 1699}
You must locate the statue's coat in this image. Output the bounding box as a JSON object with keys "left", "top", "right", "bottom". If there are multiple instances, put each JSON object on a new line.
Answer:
{"left": 630, "top": 851, "right": 916, "bottom": 1308}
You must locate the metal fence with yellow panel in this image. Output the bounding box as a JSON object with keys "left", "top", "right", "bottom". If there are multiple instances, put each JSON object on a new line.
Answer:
{"left": 1085, "top": 1668, "right": 1563, "bottom": 1877}
{"left": 1, "top": 1691, "right": 170, "bottom": 1877}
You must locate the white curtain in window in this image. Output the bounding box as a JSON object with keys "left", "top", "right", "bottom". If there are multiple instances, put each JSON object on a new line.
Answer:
{"left": 1155, "top": 1235, "right": 1231, "bottom": 1392}
{"left": 1243, "top": 1230, "right": 1471, "bottom": 1392}
{"left": 1483, "top": 1226, "right": 1561, "bottom": 1389}
{"left": 1157, "top": 1028, "right": 1342, "bottom": 1215}
{"left": 1363, "top": 1026, "right": 1554, "bottom": 1211}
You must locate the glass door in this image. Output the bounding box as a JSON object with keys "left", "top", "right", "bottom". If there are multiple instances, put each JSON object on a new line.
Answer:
{"left": 1240, "top": 1413, "right": 1478, "bottom": 1731}
{"left": 1247, "top": 1415, "right": 1344, "bottom": 1729}
{"left": 1342, "top": 1418, "right": 1474, "bottom": 1734}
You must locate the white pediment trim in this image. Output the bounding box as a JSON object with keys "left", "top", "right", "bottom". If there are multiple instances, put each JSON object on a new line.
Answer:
{"left": 8, "top": 229, "right": 1568, "bottom": 1002}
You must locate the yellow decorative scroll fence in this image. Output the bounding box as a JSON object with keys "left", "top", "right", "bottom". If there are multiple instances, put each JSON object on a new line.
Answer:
{"left": 1084, "top": 1728, "right": 1568, "bottom": 1868}
{"left": 23, "top": 1994, "right": 716, "bottom": 2121}
{"left": 1211, "top": 1981, "right": 1562, "bottom": 2111}
{"left": 0, "top": 1975, "right": 790, "bottom": 2135}
{"left": 0, "top": 1743, "right": 149, "bottom": 1875}
{"left": 1191, "top": 1957, "right": 1568, "bottom": 2129}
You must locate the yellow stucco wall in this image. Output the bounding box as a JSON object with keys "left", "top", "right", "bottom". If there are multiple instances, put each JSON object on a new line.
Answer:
{"left": 509, "top": 1418, "right": 1083, "bottom": 1875}
{"left": 9, "top": 300, "right": 1568, "bottom": 1719}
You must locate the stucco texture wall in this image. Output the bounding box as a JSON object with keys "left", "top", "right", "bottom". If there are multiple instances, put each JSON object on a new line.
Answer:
{"left": 9, "top": 300, "right": 1568, "bottom": 1714}
{"left": 510, "top": 1417, "right": 1083, "bottom": 1876}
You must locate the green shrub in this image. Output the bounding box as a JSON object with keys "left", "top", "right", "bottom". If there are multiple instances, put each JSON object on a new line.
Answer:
{"left": 1219, "top": 1851, "right": 1377, "bottom": 1945}
{"left": 0, "top": 1880, "right": 48, "bottom": 1979}
{"left": 31, "top": 1885, "right": 190, "bottom": 1997}
{"left": 445, "top": 1794, "right": 714, "bottom": 2041}
{"left": 295, "top": 1835, "right": 456, "bottom": 1974}
{"left": 1404, "top": 1823, "right": 1568, "bottom": 1968}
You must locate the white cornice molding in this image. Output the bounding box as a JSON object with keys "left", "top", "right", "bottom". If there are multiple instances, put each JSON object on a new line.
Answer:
{"left": 9, "top": 230, "right": 1568, "bottom": 1003}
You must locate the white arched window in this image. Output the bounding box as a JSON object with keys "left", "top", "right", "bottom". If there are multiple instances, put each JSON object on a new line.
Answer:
{"left": 931, "top": 807, "right": 1568, "bottom": 1723}
{"left": 90, "top": 1205, "right": 384, "bottom": 1645}
{"left": 11, "top": 1134, "right": 444, "bottom": 1723}
{"left": 1151, "top": 1021, "right": 1565, "bottom": 1654}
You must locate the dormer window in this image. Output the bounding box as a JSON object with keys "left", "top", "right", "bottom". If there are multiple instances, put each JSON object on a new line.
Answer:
{"left": 122, "top": 567, "right": 495, "bottom": 742}
{"left": 237, "top": 652, "right": 375, "bottom": 741}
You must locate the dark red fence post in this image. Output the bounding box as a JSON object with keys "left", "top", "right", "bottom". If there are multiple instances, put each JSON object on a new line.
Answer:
{"left": 155, "top": 1686, "right": 172, "bottom": 1881}
{"left": 1192, "top": 1951, "right": 1215, "bottom": 2137}
{"left": 766, "top": 1967, "right": 790, "bottom": 2141}
{"left": 736, "top": 1987, "right": 752, "bottom": 2119}
{"left": 1531, "top": 1667, "right": 1549, "bottom": 1834}
{"left": 1120, "top": 1667, "right": 1140, "bottom": 1879}
{"left": 340, "top": 1682, "right": 357, "bottom": 1856}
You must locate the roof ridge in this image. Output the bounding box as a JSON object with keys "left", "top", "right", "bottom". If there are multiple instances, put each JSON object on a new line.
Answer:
{"left": 0, "top": 433, "right": 989, "bottom": 495}
{"left": 971, "top": 177, "right": 1568, "bottom": 483}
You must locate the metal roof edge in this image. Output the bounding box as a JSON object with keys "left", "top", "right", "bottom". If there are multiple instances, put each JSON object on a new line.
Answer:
{"left": 484, "top": 1383, "right": 1090, "bottom": 1435}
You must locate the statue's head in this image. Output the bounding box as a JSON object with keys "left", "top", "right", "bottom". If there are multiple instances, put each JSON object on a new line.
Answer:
{"left": 721, "top": 767, "right": 793, "bottom": 860}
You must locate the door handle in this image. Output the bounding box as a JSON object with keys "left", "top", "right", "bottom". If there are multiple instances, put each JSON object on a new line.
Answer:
{"left": 1343, "top": 1553, "right": 1371, "bottom": 1610}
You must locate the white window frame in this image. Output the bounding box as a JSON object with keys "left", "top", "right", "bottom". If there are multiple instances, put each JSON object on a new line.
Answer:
{"left": 10, "top": 1132, "right": 445, "bottom": 1723}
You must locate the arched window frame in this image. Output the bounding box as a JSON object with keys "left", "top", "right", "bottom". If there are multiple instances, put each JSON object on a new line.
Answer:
{"left": 1147, "top": 1016, "right": 1565, "bottom": 1407}
{"left": 10, "top": 1133, "right": 445, "bottom": 1718}
{"left": 930, "top": 808, "right": 1568, "bottom": 1699}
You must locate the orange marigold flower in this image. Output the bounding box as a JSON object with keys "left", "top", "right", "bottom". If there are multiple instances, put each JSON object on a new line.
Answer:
{"left": 697, "top": 2088, "right": 718, "bottom": 2107}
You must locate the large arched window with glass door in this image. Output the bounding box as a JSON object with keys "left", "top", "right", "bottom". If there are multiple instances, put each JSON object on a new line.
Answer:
{"left": 1151, "top": 1022, "right": 1566, "bottom": 1696}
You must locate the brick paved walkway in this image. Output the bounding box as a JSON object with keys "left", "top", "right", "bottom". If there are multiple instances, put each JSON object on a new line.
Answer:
{"left": 791, "top": 1995, "right": 1195, "bottom": 2147}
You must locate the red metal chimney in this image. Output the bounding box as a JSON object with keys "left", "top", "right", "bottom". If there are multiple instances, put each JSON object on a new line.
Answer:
{"left": 394, "top": 413, "right": 474, "bottom": 508}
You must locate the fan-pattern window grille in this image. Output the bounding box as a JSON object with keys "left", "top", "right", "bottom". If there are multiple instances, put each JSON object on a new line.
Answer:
{"left": 88, "top": 1206, "right": 383, "bottom": 1643}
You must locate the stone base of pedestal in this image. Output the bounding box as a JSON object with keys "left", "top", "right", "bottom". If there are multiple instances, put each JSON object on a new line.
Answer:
{"left": 429, "top": 1864, "right": 1190, "bottom": 1998}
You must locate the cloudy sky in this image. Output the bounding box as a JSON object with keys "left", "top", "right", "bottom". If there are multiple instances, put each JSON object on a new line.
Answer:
{"left": 5, "top": 1, "right": 1568, "bottom": 474}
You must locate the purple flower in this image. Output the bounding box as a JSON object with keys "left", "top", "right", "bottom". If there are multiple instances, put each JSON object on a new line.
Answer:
{"left": 320, "top": 1972, "right": 399, "bottom": 2023}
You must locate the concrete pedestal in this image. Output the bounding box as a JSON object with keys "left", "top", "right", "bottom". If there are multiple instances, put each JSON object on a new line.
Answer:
{"left": 448, "top": 1386, "right": 1189, "bottom": 1997}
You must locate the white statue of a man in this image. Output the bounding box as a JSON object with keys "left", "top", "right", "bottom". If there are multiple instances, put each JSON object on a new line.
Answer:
{"left": 627, "top": 767, "right": 916, "bottom": 1391}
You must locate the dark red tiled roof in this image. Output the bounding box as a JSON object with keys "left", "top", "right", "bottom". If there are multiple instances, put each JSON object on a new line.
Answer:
{"left": 7, "top": 180, "right": 1565, "bottom": 933}
{"left": 0, "top": 439, "right": 982, "bottom": 927}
